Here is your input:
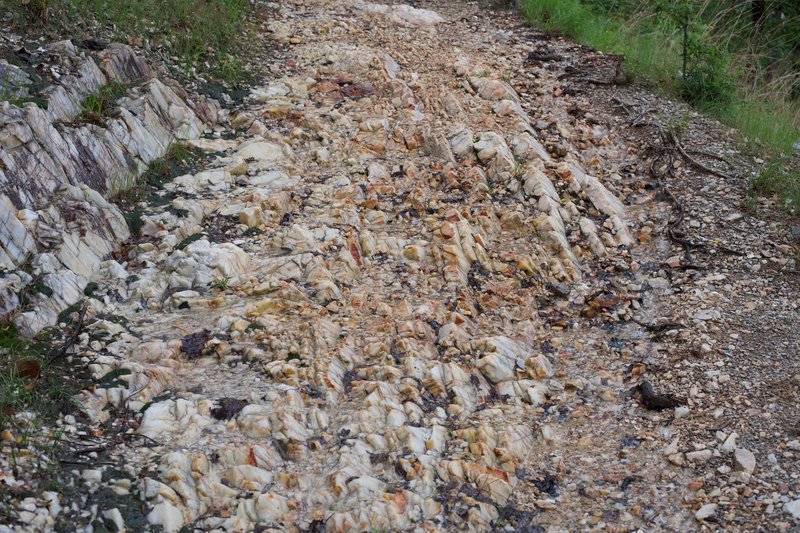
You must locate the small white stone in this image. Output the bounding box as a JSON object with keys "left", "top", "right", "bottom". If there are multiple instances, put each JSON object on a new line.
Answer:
{"left": 695, "top": 503, "right": 717, "bottom": 521}
{"left": 20, "top": 500, "right": 37, "bottom": 512}
{"left": 686, "top": 449, "right": 712, "bottom": 463}
{"left": 734, "top": 448, "right": 756, "bottom": 475}
{"left": 674, "top": 406, "right": 690, "bottom": 419}
{"left": 786, "top": 499, "right": 800, "bottom": 520}
{"left": 720, "top": 431, "right": 738, "bottom": 453}
{"left": 82, "top": 470, "right": 102, "bottom": 484}
{"left": 102, "top": 508, "right": 125, "bottom": 531}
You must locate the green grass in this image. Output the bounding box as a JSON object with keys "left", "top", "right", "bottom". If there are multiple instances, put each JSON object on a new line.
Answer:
{"left": 520, "top": 0, "right": 680, "bottom": 83}
{"left": 78, "top": 80, "right": 127, "bottom": 125}
{"left": 208, "top": 276, "right": 231, "bottom": 291}
{"left": 112, "top": 142, "right": 200, "bottom": 205}
{"left": 71, "top": 0, "right": 248, "bottom": 68}
{"left": 520, "top": 0, "right": 800, "bottom": 217}
{"left": 208, "top": 52, "right": 249, "bottom": 89}
{"left": 1, "top": 0, "right": 251, "bottom": 86}
{"left": 720, "top": 99, "right": 800, "bottom": 154}
{"left": 0, "top": 322, "right": 77, "bottom": 430}
{"left": 750, "top": 158, "right": 800, "bottom": 216}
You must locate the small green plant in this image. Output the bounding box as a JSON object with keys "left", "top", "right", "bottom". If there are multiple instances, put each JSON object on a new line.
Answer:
{"left": 174, "top": 233, "right": 204, "bottom": 252}
{"left": 653, "top": 1, "right": 735, "bottom": 112}
{"left": 244, "top": 322, "right": 264, "bottom": 332}
{"left": 741, "top": 195, "right": 759, "bottom": 215}
{"left": 8, "top": 97, "right": 49, "bottom": 109}
{"left": 208, "top": 276, "right": 231, "bottom": 291}
{"left": 111, "top": 143, "right": 201, "bottom": 207}
{"left": 79, "top": 81, "right": 128, "bottom": 125}
{"left": 124, "top": 208, "right": 145, "bottom": 237}
{"left": 666, "top": 112, "right": 691, "bottom": 137}
{"left": 83, "top": 282, "right": 99, "bottom": 297}
{"left": 750, "top": 158, "right": 800, "bottom": 216}
{"left": 210, "top": 53, "right": 250, "bottom": 88}
{"left": 513, "top": 161, "right": 526, "bottom": 179}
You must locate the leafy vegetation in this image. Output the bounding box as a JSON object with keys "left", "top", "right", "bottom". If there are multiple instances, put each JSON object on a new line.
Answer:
{"left": 79, "top": 80, "right": 127, "bottom": 125}
{"left": 112, "top": 142, "right": 202, "bottom": 215}
{"left": 114, "top": 143, "right": 203, "bottom": 238}
{"left": 519, "top": 0, "right": 800, "bottom": 216}
{"left": 208, "top": 276, "right": 232, "bottom": 291}
{"left": 750, "top": 157, "right": 800, "bottom": 215}
{"left": 0, "top": 321, "right": 79, "bottom": 430}
{"left": 0, "top": 0, "right": 252, "bottom": 86}
{"left": 174, "top": 233, "right": 204, "bottom": 251}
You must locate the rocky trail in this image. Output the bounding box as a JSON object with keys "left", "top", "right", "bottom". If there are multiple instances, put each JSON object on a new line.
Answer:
{"left": 2, "top": 0, "right": 799, "bottom": 531}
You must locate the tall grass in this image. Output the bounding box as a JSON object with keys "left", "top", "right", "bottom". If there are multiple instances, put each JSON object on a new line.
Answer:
{"left": 520, "top": 0, "right": 800, "bottom": 215}
{"left": 750, "top": 157, "right": 800, "bottom": 216}
{"left": 0, "top": 0, "right": 251, "bottom": 85}
{"left": 521, "top": 0, "right": 680, "bottom": 83}
{"left": 520, "top": 0, "right": 800, "bottom": 151}
{"left": 70, "top": 0, "right": 248, "bottom": 66}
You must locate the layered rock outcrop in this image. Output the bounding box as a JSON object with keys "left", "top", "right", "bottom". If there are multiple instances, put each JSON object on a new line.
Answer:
{"left": 0, "top": 41, "right": 207, "bottom": 334}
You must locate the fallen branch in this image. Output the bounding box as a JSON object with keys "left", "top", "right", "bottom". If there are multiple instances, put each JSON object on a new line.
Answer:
{"left": 649, "top": 152, "right": 706, "bottom": 263}
{"left": 669, "top": 129, "right": 734, "bottom": 180}
{"left": 682, "top": 148, "right": 735, "bottom": 167}
{"left": 73, "top": 445, "right": 109, "bottom": 456}
{"left": 46, "top": 304, "right": 88, "bottom": 365}
{"left": 59, "top": 459, "right": 115, "bottom": 467}
{"left": 638, "top": 380, "right": 684, "bottom": 410}
{"left": 631, "top": 318, "right": 683, "bottom": 335}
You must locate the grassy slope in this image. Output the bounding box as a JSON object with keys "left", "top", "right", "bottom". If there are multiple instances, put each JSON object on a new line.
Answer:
{"left": 0, "top": 0, "right": 251, "bottom": 87}
{"left": 520, "top": 0, "right": 800, "bottom": 215}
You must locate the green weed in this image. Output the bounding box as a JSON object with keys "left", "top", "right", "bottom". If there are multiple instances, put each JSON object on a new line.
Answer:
{"left": 519, "top": 0, "right": 800, "bottom": 153}
{"left": 1, "top": 0, "right": 251, "bottom": 86}
{"left": 741, "top": 195, "right": 759, "bottom": 216}
{"left": 750, "top": 158, "right": 800, "bottom": 216}
{"left": 0, "top": 322, "right": 78, "bottom": 430}
{"left": 209, "top": 53, "right": 250, "bottom": 89}
{"left": 208, "top": 276, "right": 232, "bottom": 291}
{"left": 79, "top": 81, "right": 127, "bottom": 125}
{"left": 111, "top": 142, "right": 201, "bottom": 210}
{"left": 679, "top": 41, "right": 736, "bottom": 111}
{"left": 174, "top": 233, "right": 204, "bottom": 252}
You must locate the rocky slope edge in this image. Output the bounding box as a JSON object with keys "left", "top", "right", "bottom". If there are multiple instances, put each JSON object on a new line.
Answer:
{"left": 0, "top": 40, "right": 214, "bottom": 334}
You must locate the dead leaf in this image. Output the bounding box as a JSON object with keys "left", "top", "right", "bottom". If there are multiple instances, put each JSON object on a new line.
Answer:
{"left": 15, "top": 359, "right": 41, "bottom": 380}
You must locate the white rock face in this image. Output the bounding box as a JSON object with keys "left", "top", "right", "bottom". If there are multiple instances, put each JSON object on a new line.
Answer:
{"left": 0, "top": 42, "right": 206, "bottom": 333}
{"left": 361, "top": 3, "right": 444, "bottom": 26}
{"left": 165, "top": 239, "right": 250, "bottom": 289}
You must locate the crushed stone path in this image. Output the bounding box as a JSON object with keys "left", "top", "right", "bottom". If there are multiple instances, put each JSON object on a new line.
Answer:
{"left": 16, "top": 1, "right": 799, "bottom": 532}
